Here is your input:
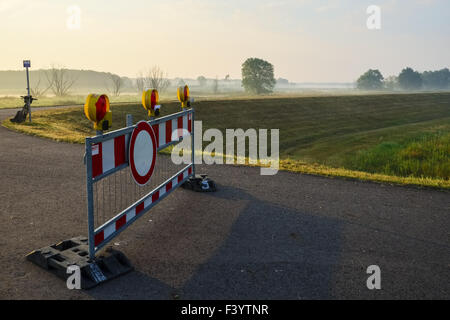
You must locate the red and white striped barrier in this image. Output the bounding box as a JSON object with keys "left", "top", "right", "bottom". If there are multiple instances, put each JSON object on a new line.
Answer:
{"left": 85, "top": 109, "right": 195, "bottom": 258}
{"left": 152, "top": 112, "right": 192, "bottom": 149}
{"left": 94, "top": 166, "right": 193, "bottom": 249}
{"left": 90, "top": 112, "right": 192, "bottom": 180}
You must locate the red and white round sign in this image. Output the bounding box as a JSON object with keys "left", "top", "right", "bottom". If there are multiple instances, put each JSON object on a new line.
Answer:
{"left": 129, "top": 121, "right": 157, "bottom": 186}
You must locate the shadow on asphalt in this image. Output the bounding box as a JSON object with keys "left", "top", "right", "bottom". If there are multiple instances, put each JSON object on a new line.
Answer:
{"left": 88, "top": 271, "right": 176, "bottom": 300}
{"left": 89, "top": 183, "right": 344, "bottom": 299}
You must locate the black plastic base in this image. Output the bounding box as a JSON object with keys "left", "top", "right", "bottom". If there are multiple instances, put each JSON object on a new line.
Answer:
{"left": 26, "top": 236, "right": 133, "bottom": 289}
{"left": 10, "top": 107, "right": 28, "bottom": 123}
{"left": 182, "top": 174, "right": 217, "bottom": 192}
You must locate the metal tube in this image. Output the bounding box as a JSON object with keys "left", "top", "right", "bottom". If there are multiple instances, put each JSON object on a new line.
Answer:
{"left": 126, "top": 114, "right": 133, "bottom": 127}
{"left": 191, "top": 109, "right": 196, "bottom": 177}
{"left": 85, "top": 137, "right": 95, "bottom": 259}
{"left": 26, "top": 67, "right": 31, "bottom": 122}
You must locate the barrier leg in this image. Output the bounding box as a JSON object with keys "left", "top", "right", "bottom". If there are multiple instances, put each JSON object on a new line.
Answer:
{"left": 26, "top": 135, "right": 134, "bottom": 289}
{"left": 182, "top": 110, "right": 217, "bottom": 192}
{"left": 26, "top": 236, "right": 133, "bottom": 289}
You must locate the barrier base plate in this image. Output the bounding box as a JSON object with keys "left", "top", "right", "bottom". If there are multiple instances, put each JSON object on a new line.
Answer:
{"left": 181, "top": 174, "right": 217, "bottom": 192}
{"left": 26, "top": 236, "right": 133, "bottom": 289}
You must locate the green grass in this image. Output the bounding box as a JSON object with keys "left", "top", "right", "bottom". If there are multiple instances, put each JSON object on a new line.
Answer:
{"left": 3, "top": 92, "right": 449, "bottom": 188}
{"left": 347, "top": 132, "right": 450, "bottom": 179}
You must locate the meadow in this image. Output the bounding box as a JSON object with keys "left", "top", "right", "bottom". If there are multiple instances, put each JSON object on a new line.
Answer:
{"left": 3, "top": 92, "right": 449, "bottom": 188}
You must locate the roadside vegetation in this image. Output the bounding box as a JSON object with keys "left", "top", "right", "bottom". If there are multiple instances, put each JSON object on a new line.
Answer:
{"left": 347, "top": 132, "right": 449, "bottom": 179}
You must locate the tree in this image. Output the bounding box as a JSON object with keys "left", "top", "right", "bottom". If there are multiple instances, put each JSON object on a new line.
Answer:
{"left": 212, "top": 76, "right": 219, "bottom": 94}
{"left": 177, "top": 78, "right": 186, "bottom": 87}
{"left": 356, "top": 69, "right": 384, "bottom": 90}
{"left": 197, "top": 76, "right": 207, "bottom": 87}
{"left": 135, "top": 72, "right": 145, "bottom": 93}
{"left": 277, "top": 78, "right": 289, "bottom": 86}
{"left": 145, "top": 66, "right": 170, "bottom": 93}
{"left": 31, "top": 76, "right": 52, "bottom": 98}
{"left": 398, "top": 67, "right": 423, "bottom": 90}
{"left": 422, "top": 68, "right": 450, "bottom": 90}
{"left": 241, "top": 58, "right": 276, "bottom": 94}
{"left": 107, "top": 73, "right": 124, "bottom": 96}
{"left": 45, "top": 65, "right": 77, "bottom": 96}
{"left": 384, "top": 75, "right": 398, "bottom": 91}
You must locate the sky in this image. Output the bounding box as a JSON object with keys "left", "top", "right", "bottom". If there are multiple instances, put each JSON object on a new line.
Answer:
{"left": 0, "top": 0, "right": 449, "bottom": 82}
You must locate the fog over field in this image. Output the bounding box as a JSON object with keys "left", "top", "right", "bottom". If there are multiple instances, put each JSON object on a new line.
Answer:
{"left": 0, "top": 69, "right": 356, "bottom": 96}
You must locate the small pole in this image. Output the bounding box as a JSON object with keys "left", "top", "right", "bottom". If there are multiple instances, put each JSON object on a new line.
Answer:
{"left": 24, "top": 61, "right": 31, "bottom": 122}
{"left": 126, "top": 114, "right": 133, "bottom": 127}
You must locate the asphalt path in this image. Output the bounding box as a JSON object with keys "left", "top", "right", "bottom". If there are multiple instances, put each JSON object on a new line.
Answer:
{"left": 0, "top": 107, "right": 449, "bottom": 299}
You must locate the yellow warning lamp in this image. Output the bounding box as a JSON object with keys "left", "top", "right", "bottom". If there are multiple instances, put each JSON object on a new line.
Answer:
{"left": 177, "top": 85, "right": 190, "bottom": 109}
{"left": 84, "top": 94, "right": 112, "bottom": 131}
{"left": 142, "top": 89, "right": 161, "bottom": 117}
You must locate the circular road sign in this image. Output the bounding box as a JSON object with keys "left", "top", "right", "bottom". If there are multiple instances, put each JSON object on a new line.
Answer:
{"left": 129, "top": 121, "right": 157, "bottom": 186}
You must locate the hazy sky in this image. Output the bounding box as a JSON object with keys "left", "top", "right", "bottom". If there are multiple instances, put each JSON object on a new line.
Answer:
{"left": 1, "top": 0, "right": 449, "bottom": 82}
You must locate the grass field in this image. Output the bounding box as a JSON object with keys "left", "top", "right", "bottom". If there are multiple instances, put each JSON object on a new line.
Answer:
{"left": 3, "top": 92, "right": 449, "bottom": 188}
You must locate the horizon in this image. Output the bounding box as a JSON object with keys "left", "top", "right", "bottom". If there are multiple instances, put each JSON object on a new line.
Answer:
{"left": 1, "top": 0, "right": 449, "bottom": 83}
{"left": 0, "top": 68, "right": 359, "bottom": 84}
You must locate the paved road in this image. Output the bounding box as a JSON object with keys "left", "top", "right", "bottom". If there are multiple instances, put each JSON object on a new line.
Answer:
{"left": 0, "top": 107, "right": 449, "bottom": 299}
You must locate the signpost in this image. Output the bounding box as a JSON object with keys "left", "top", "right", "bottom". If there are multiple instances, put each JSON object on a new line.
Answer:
{"left": 23, "top": 60, "right": 31, "bottom": 122}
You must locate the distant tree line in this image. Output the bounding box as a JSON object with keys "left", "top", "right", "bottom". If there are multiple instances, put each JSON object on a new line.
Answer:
{"left": 10, "top": 67, "right": 134, "bottom": 98}
{"left": 357, "top": 67, "right": 450, "bottom": 91}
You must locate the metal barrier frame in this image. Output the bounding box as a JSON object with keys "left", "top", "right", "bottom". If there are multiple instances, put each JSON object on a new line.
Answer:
{"left": 85, "top": 109, "right": 195, "bottom": 259}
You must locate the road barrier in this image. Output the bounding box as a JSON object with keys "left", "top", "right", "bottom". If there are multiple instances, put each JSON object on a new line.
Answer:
{"left": 85, "top": 108, "right": 195, "bottom": 258}
{"left": 27, "top": 87, "right": 216, "bottom": 288}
